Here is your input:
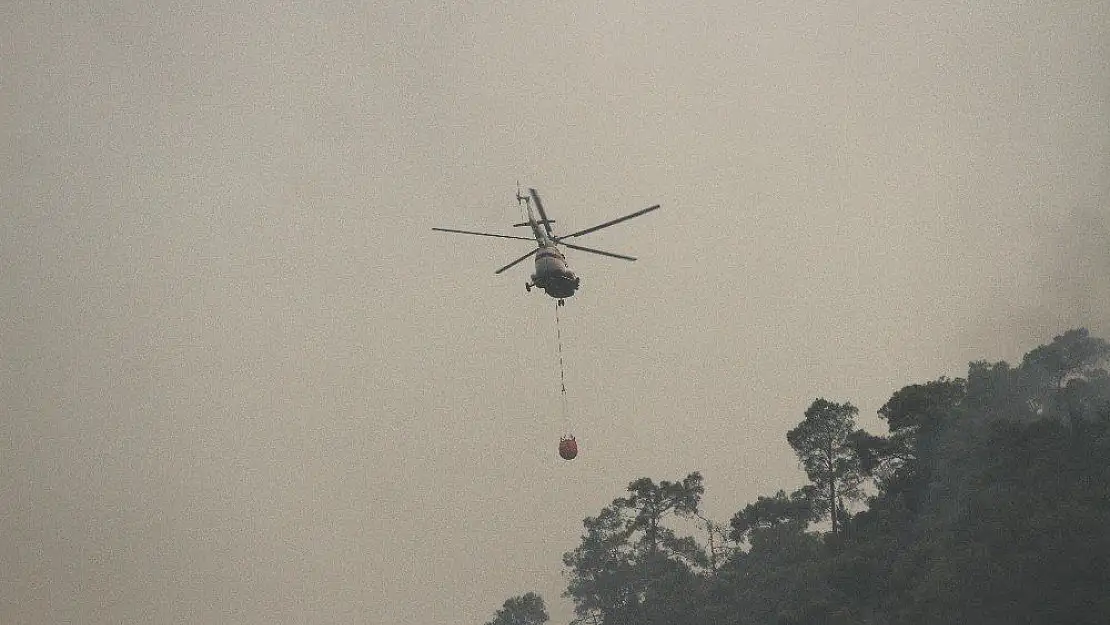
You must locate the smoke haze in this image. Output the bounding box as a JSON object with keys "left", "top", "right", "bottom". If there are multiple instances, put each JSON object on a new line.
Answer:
{"left": 2, "top": 1, "right": 1107, "bottom": 623}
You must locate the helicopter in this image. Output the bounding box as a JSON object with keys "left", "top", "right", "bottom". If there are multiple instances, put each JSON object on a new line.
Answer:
{"left": 433, "top": 188, "right": 660, "bottom": 304}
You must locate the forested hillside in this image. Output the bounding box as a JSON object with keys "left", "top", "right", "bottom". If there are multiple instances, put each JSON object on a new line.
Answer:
{"left": 487, "top": 329, "right": 1110, "bottom": 625}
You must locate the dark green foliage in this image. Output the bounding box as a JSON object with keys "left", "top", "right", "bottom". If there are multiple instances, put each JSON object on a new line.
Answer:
{"left": 616, "top": 473, "right": 705, "bottom": 557}
{"left": 717, "top": 521, "right": 832, "bottom": 625}
{"left": 1021, "top": 328, "right": 1110, "bottom": 392}
{"left": 878, "top": 377, "right": 967, "bottom": 435}
{"left": 484, "top": 592, "right": 548, "bottom": 625}
{"left": 834, "top": 329, "right": 1110, "bottom": 624}
{"left": 877, "top": 414, "right": 1110, "bottom": 625}
{"left": 562, "top": 473, "right": 709, "bottom": 625}
{"left": 729, "top": 488, "right": 820, "bottom": 544}
{"left": 964, "top": 329, "right": 1110, "bottom": 424}
{"left": 858, "top": 377, "right": 967, "bottom": 511}
{"left": 787, "top": 399, "right": 868, "bottom": 535}
{"left": 542, "top": 329, "right": 1110, "bottom": 625}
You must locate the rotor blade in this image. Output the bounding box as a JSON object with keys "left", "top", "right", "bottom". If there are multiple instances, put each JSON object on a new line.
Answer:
{"left": 432, "top": 227, "right": 536, "bottom": 242}
{"left": 495, "top": 248, "right": 539, "bottom": 274}
{"left": 557, "top": 204, "right": 660, "bottom": 240}
{"left": 529, "top": 188, "right": 553, "bottom": 237}
{"left": 560, "top": 242, "right": 637, "bottom": 262}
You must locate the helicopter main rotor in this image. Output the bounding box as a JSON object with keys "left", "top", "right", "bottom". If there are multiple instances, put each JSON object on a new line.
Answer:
{"left": 555, "top": 203, "right": 660, "bottom": 241}
{"left": 432, "top": 188, "right": 659, "bottom": 274}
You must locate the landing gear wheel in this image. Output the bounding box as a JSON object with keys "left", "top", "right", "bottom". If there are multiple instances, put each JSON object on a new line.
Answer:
{"left": 558, "top": 299, "right": 565, "bottom": 306}
{"left": 525, "top": 282, "right": 532, "bottom": 292}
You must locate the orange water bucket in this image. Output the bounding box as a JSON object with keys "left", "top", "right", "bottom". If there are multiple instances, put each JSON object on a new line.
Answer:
{"left": 558, "top": 435, "right": 578, "bottom": 460}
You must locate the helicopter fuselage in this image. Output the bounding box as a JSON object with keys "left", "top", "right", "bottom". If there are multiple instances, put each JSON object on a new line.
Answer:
{"left": 531, "top": 244, "right": 580, "bottom": 299}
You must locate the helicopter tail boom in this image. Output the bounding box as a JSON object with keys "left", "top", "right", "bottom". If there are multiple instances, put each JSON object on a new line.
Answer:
{"left": 512, "top": 219, "right": 555, "bottom": 228}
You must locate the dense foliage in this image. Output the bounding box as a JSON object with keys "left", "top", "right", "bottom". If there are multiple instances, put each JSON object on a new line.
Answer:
{"left": 484, "top": 592, "right": 549, "bottom": 625}
{"left": 483, "top": 329, "right": 1110, "bottom": 624}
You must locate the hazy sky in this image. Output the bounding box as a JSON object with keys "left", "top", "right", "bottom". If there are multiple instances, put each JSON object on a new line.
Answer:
{"left": 3, "top": 1, "right": 1107, "bottom": 623}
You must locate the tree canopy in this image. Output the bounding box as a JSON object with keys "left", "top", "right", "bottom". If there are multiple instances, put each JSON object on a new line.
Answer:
{"left": 484, "top": 329, "right": 1110, "bottom": 625}
{"left": 561, "top": 472, "right": 709, "bottom": 625}
{"left": 786, "top": 399, "right": 866, "bottom": 536}
{"left": 484, "top": 592, "right": 549, "bottom": 625}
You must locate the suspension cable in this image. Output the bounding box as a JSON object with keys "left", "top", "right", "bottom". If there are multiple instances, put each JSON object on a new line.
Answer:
{"left": 555, "top": 301, "right": 568, "bottom": 429}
